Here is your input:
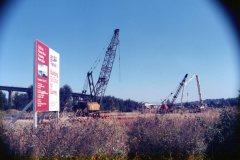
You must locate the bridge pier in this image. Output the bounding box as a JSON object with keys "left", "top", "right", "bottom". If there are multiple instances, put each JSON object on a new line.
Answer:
{"left": 8, "top": 90, "right": 12, "bottom": 109}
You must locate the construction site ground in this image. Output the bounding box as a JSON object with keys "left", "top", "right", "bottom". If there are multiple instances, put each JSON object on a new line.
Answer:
{"left": 1, "top": 108, "right": 221, "bottom": 131}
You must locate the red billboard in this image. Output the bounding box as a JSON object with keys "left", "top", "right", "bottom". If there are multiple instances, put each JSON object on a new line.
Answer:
{"left": 34, "top": 40, "right": 59, "bottom": 112}
{"left": 34, "top": 40, "right": 49, "bottom": 112}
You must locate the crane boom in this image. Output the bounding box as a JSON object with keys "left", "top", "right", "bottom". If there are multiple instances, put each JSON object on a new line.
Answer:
{"left": 196, "top": 75, "right": 203, "bottom": 106}
{"left": 180, "top": 74, "right": 205, "bottom": 110}
{"left": 171, "top": 74, "right": 188, "bottom": 104}
{"left": 94, "top": 29, "right": 120, "bottom": 101}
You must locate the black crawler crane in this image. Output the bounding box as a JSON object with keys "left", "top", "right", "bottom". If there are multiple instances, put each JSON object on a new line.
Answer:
{"left": 73, "top": 29, "right": 120, "bottom": 117}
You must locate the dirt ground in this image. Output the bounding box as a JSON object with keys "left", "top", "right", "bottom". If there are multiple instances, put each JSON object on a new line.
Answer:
{"left": 1, "top": 107, "right": 221, "bottom": 131}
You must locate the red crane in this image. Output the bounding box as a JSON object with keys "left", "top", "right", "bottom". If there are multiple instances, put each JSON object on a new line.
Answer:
{"left": 159, "top": 74, "right": 188, "bottom": 113}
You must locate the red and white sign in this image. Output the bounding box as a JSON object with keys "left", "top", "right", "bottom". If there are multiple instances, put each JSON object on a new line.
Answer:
{"left": 34, "top": 40, "right": 60, "bottom": 112}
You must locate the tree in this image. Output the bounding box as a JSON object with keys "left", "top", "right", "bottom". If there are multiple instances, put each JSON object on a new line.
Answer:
{"left": 27, "top": 85, "right": 33, "bottom": 101}
{"left": 0, "top": 91, "right": 7, "bottom": 110}
{"left": 12, "top": 92, "right": 29, "bottom": 110}
{"left": 100, "top": 96, "right": 140, "bottom": 112}
{"left": 123, "top": 99, "right": 140, "bottom": 112}
{"left": 238, "top": 90, "right": 240, "bottom": 108}
{"left": 60, "top": 84, "right": 72, "bottom": 112}
{"left": 205, "top": 91, "right": 240, "bottom": 159}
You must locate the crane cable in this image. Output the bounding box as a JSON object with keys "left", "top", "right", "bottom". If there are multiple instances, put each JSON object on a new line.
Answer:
{"left": 82, "top": 47, "right": 105, "bottom": 93}
{"left": 82, "top": 50, "right": 104, "bottom": 94}
{"left": 182, "top": 74, "right": 197, "bottom": 104}
{"left": 118, "top": 42, "right": 121, "bottom": 82}
{"left": 89, "top": 47, "right": 106, "bottom": 72}
{"left": 82, "top": 36, "right": 111, "bottom": 93}
{"left": 82, "top": 76, "right": 89, "bottom": 94}
{"left": 89, "top": 33, "right": 113, "bottom": 72}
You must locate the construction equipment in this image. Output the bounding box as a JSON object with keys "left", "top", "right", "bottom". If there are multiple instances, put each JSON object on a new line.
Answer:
{"left": 181, "top": 74, "right": 206, "bottom": 112}
{"left": 159, "top": 74, "right": 188, "bottom": 113}
{"left": 73, "top": 29, "right": 120, "bottom": 117}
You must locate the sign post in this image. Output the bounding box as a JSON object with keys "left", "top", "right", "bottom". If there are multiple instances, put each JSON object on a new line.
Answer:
{"left": 33, "top": 40, "right": 60, "bottom": 128}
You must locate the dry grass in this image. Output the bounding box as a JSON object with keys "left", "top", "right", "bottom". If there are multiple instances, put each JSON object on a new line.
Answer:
{"left": 0, "top": 107, "right": 237, "bottom": 159}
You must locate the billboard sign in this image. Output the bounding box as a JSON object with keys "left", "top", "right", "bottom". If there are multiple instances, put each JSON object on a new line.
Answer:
{"left": 34, "top": 40, "right": 60, "bottom": 112}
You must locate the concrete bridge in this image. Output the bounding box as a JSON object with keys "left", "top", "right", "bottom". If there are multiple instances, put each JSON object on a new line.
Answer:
{"left": 0, "top": 85, "right": 91, "bottom": 108}
{"left": 0, "top": 86, "right": 32, "bottom": 108}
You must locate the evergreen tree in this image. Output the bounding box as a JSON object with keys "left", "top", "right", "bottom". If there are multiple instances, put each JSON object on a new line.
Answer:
{"left": 0, "top": 91, "right": 7, "bottom": 110}
{"left": 60, "top": 84, "right": 72, "bottom": 111}
{"left": 12, "top": 92, "right": 29, "bottom": 110}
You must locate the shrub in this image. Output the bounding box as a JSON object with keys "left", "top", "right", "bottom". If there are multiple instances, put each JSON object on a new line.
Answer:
{"left": 127, "top": 115, "right": 208, "bottom": 159}
{"left": 12, "top": 92, "right": 30, "bottom": 110}
{"left": 1, "top": 108, "right": 238, "bottom": 159}
{"left": 60, "top": 84, "right": 73, "bottom": 111}
{"left": 0, "top": 91, "right": 7, "bottom": 110}
{"left": 205, "top": 107, "right": 239, "bottom": 159}
{"left": 2, "top": 118, "right": 127, "bottom": 158}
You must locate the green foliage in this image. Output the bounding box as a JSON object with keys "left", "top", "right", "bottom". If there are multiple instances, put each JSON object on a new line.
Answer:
{"left": 205, "top": 108, "right": 239, "bottom": 159}
{"left": 1, "top": 85, "right": 33, "bottom": 111}
{"left": 101, "top": 96, "right": 120, "bottom": 111}
{"left": 123, "top": 99, "right": 140, "bottom": 112}
{"left": 238, "top": 90, "right": 240, "bottom": 109}
{"left": 60, "top": 84, "right": 72, "bottom": 111}
{"left": 12, "top": 92, "right": 30, "bottom": 110}
{"left": 101, "top": 96, "right": 141, "bottom": 112}
{"left": 27, "top": 85, "right": 33, "bottom": 101}
{"left": 127, "top": 116, "right": 208, "bottom": 159}
{"left": 0, "top": 123, "right": 12, "bottom": 159}
{"left": 0, "top": 91, "right": 7, "bottom": 110}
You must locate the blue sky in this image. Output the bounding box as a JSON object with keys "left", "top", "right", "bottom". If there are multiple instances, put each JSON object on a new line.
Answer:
{"left": 0, "top": 0, "right": 239, "bottom": 103}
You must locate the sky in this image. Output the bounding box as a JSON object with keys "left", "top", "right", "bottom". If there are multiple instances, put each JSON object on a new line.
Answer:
{"left": 0, "top": 0, "right": 239, "bottom": 104}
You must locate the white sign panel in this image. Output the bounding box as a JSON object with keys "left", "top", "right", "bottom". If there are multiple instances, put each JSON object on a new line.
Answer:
{"left": 49, "top": 48, "right": 60, "bottom": 111}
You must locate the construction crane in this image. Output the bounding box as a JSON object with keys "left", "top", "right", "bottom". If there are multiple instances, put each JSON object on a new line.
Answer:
{"left": 171, "top": 74, "right": 188, "bottom": 105}
{"left": 181, "top": 74, "right": 205, "bottom": 112}
{"left": 159, "top": 74, "right": 188, "bottom": 113}
{"left": 73, "top": 29, "right": 120, "bottom": 117}
{"left": 88, "top": 28, "right": 120, "bottom": 102}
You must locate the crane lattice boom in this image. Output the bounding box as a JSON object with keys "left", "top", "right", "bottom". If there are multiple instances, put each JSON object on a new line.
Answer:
{"left": 94, "top": 29, "right": 120, "bottom": 100}
{"left": 171, "top": 74, "right": 188, "bottom": 104}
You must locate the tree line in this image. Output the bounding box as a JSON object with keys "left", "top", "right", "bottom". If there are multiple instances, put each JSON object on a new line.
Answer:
{"left": 1, "top": 85, "right": 239, "bottom": 111}
{"left": 0, "top": 84, "right": 141, "bottom": 112}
